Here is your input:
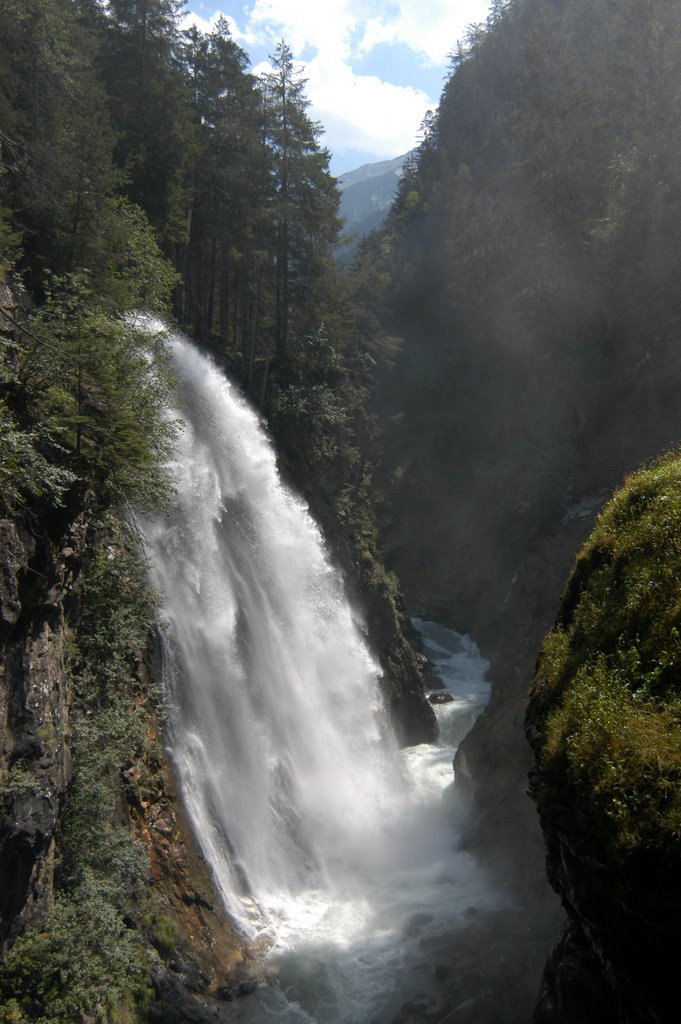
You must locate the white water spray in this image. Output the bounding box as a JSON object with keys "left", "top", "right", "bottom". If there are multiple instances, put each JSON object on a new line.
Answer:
{"left": 142, "top": 329, "right": 496, "bottom": 1022}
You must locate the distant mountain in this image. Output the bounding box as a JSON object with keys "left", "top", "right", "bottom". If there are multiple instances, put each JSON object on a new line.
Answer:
{"left": 335, "top": 152, "right": 412, "bottom": 261}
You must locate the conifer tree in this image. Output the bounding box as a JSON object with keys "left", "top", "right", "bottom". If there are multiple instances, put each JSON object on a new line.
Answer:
{"left": 261, "top": 42, "right": 340, "bottom": 366}
{"left": 101, "top": 0, "right": 190, "bottom": 245}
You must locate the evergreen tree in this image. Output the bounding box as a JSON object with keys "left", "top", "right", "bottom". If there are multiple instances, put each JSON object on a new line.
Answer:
{"left": 175, "top": 17, "right": 265, "bottom": 355}
{"left": 261, "top": 42, "right": 340, "bottom": 365}
{"left": 101, "top": 0, "right": 190, "bottom": 245}
{"left": 0, "top": 0, "right": 122, "bottom": 287}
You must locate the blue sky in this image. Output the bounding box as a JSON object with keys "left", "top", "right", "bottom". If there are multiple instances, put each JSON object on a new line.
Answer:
{"left": 182, "top": 1, "right": 492, "bottom": 175}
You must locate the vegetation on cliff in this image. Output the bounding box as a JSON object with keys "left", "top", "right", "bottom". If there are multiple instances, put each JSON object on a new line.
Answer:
{"left": 356, "top": 0, "right": 681, "bottom": 629}
{"left": 0, "top": 523, "right": 161, "bottom": 1024}
{"left": 0, "top": 194, "right": 180, "bottom": 1024}
{"left": 530, "top": 452, "right": 681, "bottom": 863}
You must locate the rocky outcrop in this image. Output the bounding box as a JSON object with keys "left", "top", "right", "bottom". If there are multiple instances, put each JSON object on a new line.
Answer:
{"left": 528, "top": 805, "right": 681, "bottom": 1023}
{"left": 453, "top": 502, "right": 602, "bottom": 908}
{"left": 526, "top": 457, "right": 681, "bottom": 1022}
{"left": 0, "top": 515, "right": 80, "bottom": 948}
{"left": 354, "top": 562, "right": 437, "bottom": 746}
{"left": 533, "top": 918, "right": 619, "bottom": 1024}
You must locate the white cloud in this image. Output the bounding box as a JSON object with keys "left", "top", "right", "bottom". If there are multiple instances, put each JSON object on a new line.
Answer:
{"left": 247, "top": 0, "right": 359, "bottom": 61}
{"left": 243, "top": 1, "right": 491, "bottom": 63}
{"left": 253, "top": 50, "right": 432, "bottom": 162}
{"left": 184, "top": 2, "right": 491, "bottom": 165}
{"left": 357, "top": 0, "right": 492, "bottom": 65}
{"left": 180, "top": 10, "right": 254, "bottom": 47}
{"left": 305, "top": 56, "right": 433, "bottom": 159}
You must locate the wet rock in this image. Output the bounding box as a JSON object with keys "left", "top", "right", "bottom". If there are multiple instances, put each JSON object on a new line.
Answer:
{"left": 169, "top": 955, "right": 208, "bottom": 993}
{"left": 427, "top": 690, "right": 454, "bottom": 704}
{"left": 151, "top": 967, "right": 222, "bottom": 1024}
{"left": 534, "top": 919, "right": 618, "bottom": 1024}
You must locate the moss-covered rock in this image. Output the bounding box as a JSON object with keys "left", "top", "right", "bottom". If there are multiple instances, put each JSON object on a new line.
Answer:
{"left": 529, "top": 450, "right": 681, "bottom": 862}
{"left": 527, "top": 449, "right": 681, "bottom": 1022}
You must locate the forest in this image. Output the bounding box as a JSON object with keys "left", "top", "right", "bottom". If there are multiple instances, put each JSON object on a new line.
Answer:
{"left": 2, "top": 0, "right": 681, "bottom": 1022}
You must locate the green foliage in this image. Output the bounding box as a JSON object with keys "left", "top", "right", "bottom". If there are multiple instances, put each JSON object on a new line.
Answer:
{"left": 0, "top": 396, "right": 77, "bottom": 511}
{"left": 149, "top": 914, "right": 180, "bottom": 960}
{"left": 82, "top": 197, "right": 180, "bottom": 316}
{"left": 0, "top": 878, "right": 152, "bottom": 1024}
{"left": 1, "top": 279, "right": 176, "bottom": 516}
{"left": 75, "top": 513, "right": 159, "bottom": 709}
{"left": 102, "top": 0, "right": 191, "bottom": 244}
{"left": 269, "top": 326, "right": 368, "bottom": 471}
{"left": 0, "top": 516, "right": 163, "bottom": 1024}
{"left": 532, "top": 451, "right": 681, "bottom": 861}
{"left": 0, "top": 206, "right": 21, "bottom": 272}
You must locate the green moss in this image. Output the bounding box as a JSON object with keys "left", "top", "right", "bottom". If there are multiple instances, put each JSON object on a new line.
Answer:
{"left": 532, "top": 449, "right": 681, "bottom": 862}
{"left": 149, "top": 914, "right": 180, "bottom": 960}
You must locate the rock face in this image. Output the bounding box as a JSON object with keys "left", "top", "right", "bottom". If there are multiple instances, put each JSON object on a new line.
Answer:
{"left": 0, "top": 516, "right": 78, "bottom": 948}
{"left": 354, "top": 562, "right": 437, "bottom": 746}
{"left": 528, "top": 818, "right": 681, "bottom": 1023}
{"left": 452, "top": 506, "right": 601, "bottom": 908}
{"left": 0, "top": 511, "right": 252, "bottom": 1015}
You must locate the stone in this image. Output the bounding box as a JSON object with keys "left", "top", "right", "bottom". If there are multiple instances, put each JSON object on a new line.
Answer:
{"left": 427, "top": 689, "right": 454, "bottom": 704}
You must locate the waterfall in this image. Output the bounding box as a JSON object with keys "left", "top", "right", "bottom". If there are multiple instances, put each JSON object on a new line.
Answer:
{"left": 142, "top": 332, "right": 401, "bottom": 928}
{"left": 142, "top": 328, "right": 497, "bottom": 1022}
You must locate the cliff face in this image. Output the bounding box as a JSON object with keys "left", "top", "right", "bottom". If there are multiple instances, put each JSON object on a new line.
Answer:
{"left": 0, "top": 508, "right": 253, "bottom": 1018}
{"left": 346, "top": 538, "right": 437, "bottom": 747}
{"left": 452, "top": 506, "right": 600, "bottom": 910}
{"left": 0, "top": 516, "right": 78, "bottom": 948}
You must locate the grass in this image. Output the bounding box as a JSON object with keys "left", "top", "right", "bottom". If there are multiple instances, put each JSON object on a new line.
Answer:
{"left": 530, "top": 448, "right": 681, "bottom": 861}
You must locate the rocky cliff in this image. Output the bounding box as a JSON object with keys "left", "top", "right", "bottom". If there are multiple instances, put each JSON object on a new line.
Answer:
{"left": 0, "top": 506, "right": 254, "bottom": 1020}
{"left": 0, "top": 515, "right": 77, "bottom": 947}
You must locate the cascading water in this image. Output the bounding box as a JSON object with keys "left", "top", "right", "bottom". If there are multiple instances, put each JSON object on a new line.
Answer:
{"left": 142, "top": 328, "right": 499, "bottom": 1023}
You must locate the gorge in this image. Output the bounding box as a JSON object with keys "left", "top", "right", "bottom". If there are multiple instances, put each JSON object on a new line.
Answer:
{"left": 3, "top": 1, "right": 681, "bottom": 1022}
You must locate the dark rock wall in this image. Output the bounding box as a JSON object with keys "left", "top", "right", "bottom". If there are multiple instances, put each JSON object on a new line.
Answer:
{"left": 528, "top": 805, "right": 681, "bottom": 1024}
{"left": 0, "top": 516, "right": 78, "bottom": 948}
{"left": 381, "top": 347, "right": 681, "bottom": 1016}
{"left": 453, "top": 506, "right": 599, "bottom": 905}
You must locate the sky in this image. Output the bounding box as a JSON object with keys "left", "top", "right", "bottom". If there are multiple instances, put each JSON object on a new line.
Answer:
{"left": 181, "top": 1, "right": 492, "bottom": 175}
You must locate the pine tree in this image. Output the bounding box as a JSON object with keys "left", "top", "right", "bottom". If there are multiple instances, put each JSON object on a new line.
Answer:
{"left": 261, "top": 42, "right": 340, "bottom": 366}
{"left": 176, "top": 17, "right": 264, "bottom": 352}
{"left": 101, "top": 0, "right": 191, "bottom": 246}
{"left": 0, "top": 0, "right": 122, "bottom": 287}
